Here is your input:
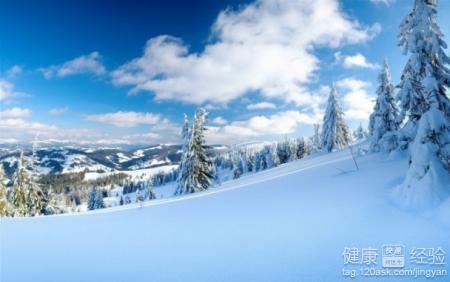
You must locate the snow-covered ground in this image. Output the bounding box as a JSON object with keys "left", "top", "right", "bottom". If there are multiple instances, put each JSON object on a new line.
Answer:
{"left": 1, "top": 149, "right": 449, "bottom": 282}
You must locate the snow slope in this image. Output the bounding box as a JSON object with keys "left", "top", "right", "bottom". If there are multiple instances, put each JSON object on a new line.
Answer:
{"left": 1, "top": 149, "right": 449, "bottom": 282}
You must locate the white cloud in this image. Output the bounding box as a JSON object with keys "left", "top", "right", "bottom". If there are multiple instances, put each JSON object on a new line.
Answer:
{"left": 335, "top": 52, "right": 379, "bottom": 69}
{"left": 84, "top": 111, "right": 162, "bottom": 127}
{"left": 0, "top": 79, "right": 26, "bottom": 102}
{"left": 0, "top": 80, "right": 14, "bottom": 101}
{"left": 212, "top": 116, "right": 228, "bottom": 125}
{"left": 370, "top": 0, "right": 395, "bottom": 6}
{"left": 48, "top": 107, "right": 68, "bottom": 116}
{"left": 40, "top": 52, "right": 106, "bottom": 79}
{"left": 0, "top": 118, "right": 58, "bottom": 132}
{"left": 335, "top": 78, "right": 374, "bottom": 120}
{"left": 246, "top": 102, "right": 277, "bottom": 110}
{"left": 6, "top": 65, "right": 23, "bottom": 78}
{"left": 206, "top": 110, "right": 321, "bottom": 144}
{"left": 112, "top": 0, "right": 379, "bottom": 107}
{"left": 0, "top": 117, "right": 101, "bottom": 144}
{"left": 0, "top": 107, "right": 32, "bottom": 118}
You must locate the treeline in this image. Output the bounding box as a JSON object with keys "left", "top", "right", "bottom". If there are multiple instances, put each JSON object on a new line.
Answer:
{"left": 216, "top": 137, "right": 311, "bottom": 180}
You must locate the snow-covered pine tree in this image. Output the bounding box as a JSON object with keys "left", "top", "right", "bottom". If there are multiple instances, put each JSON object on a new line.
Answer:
{"left": 293, "top": 137, "right": 309, "bottom": 160}
{"left": 393, "top": 0, "right": 450, "bottom": 209}
{"left": 147, "top": 179, "right": 156, "bottom": 200}
{"left": 11, "top": 152, "right": 30, "bottom": 217}
{"left": 175, "top": 114, "right": 191, "bottom": 195}
{"left": 87, "top": 186, "right": 97, "bottom": 210}
{"left": 135, "top": 187, "right": 142, "bottom": 203}
{"left": 311, "top": 123, "right": 322, "bottom": 151}
{"left": 232, "top": 148, "right": 243, "bottom": 179}
{"left": 45, "top": 185, "right": 59, "bottom": 215}
{"left": 0, "top": 164, "right": 12, "bottom": 217}
{"left": 271, "top": 144, "right": 280, "bottom": 167}
{"left": 276, "top": 140, "right": 290, "bottom": 164}
{"left": 397, "top": 0, "right": 450, "bottom": 125}
{"left": 321, "top": 86, "right": 352, "bottom": 152}
{"left": 185, "top": 108, "right": 214, "bottom": 193}
{"left": 27, "top": 142, "right": 47, "bottom": 216}
{"left": 353, "top": 123, "right": 367, "bottom": 141}
{"left": 368, "top": 58, "right": 399, "bottom": 151}
{"left": 253, "top": 151, "right": 261, "bottom": 172}
{"left": 245, "top": 149, "right": 254, "bottom": 173}
{"left": 94, "top": 189, "right": 105, "bottom": 209}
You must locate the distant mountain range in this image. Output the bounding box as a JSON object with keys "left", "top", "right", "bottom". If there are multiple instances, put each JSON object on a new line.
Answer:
{"left": 0, "top": 144, "right": 229, "bottom": 178}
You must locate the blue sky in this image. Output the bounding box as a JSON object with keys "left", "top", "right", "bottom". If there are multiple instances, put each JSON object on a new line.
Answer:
{"left": 1, "top": 0, "right": 450, "bottom": 145}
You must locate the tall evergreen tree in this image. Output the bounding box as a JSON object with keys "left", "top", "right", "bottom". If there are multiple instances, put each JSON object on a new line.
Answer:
{"left": 185, "top": 108, "right": 214, "bottom": 193}
{"left": 135, "top": 187, "right": 142, "bottom": 203}
{"left": 0, "top": 164, "right": 12, "bottom": 217}
{"left": 369, "top": 58, "right": 399, "bottom": 151}
{"left": 46, "top": 185, "right": 59, "bottom": 215}
{"left": 27, "top": 142, "right": 47, "bottom": 216}
{"left": 146, "top": 179, "right": 156, "bottom": 200}
{"left": 321, "top": 86, "right": 351, "bottom": 152}
{"left": 397, "top": 0, "right": 450, "bottom": 125}
{"left": 354, "top": 123, "right": 368, "bottom": 141}
{"left": 94, "top": 189, "right": 105, "bottom": 209}
{"left": 175, "top": 114, "right": 191, "bottom": 195}
{"left": 11, "top": 152, "right": 29, "bottom": 217}
{"left": 175, "top": 109, "right": 213, "bottom": 194}
{"left": 87, "top": 186, "right": 97, "bottom": 210}
{"left": 232, "top": 148, "right": 243, "bottom": 179}
{"left": 311, "top": 123, "right": 322, "bottom": 151}
{"left": 394, "top": 0, "right": 450, "bottom": 209}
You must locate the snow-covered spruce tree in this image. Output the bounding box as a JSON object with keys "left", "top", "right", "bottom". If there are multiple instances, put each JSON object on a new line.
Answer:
{"left": 321, "top": 86, "right": 352, "bottom": 152}
{"left": 232, "top": 149, "right": 243, "bottom": 179}
{"left": 393, "top": 0, "right": 450, "bottom": 209}
{"left": 354, "top": 123, "right": 368, "bottom": 141}
{"left": 135, "top": 187, "right": 142, "bottom": 203}
{"left": 0, "top": 164, "right": 12, "bottom": 217}
{"left": 11, "top": 152, "right": 30, "bottom": 217}
{"left": 293, "top": 137, "right": 309, "bottom": 160}
{"left": 27, "top": 143, "right": 47, "bottom": 216}
{"left": 146, "top": 179, "right": 156, "bottom": 200}
{"left": 262, "top": 145, "right": 273, "bottom": 169}
{"left": 398, "top": 0, "right": 450, "bottom": 121}
{"left": 271, "top": 144, "right": 280, "bottom": 167}
{"left": 45, "top": 186, "right": 59, "bottom": 215}
{"left": 175, "top": 114, "right": 191, "bottom": 195}
{"left": 87, "top": 186, "right": 97, "bottom": 210}
{"left": 276, "top": 140, "right": 290, "bottom": 164}
{"left": 368, "top": 58, "right": 399, "bottom": 151}
{"left": 183, "top": 109, "right": 214, "bottom": 193}
{"left": 94, "top": 189, "right": 105, "bottom": 209}
{"left": 311, "top": 123, "right": 322, "bottom": 151}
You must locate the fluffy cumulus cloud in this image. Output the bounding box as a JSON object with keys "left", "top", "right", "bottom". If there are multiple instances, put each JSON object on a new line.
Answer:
{"left": 206, "top": 110, "right": 321, "bottom": 144}
{"left": 336, "top": 78, "right": 374, "bottom": 120}
{"left": 40, "top": 52, "right": 106, "bottom": 79}
{"left": 112, "top": 0, "right": 380, "bottom": 107}
{"left": 0, "top": 107, "right": 32, "bottom": 118}
{"left": 84, "top": 111, "right": 163, "bottom": 127}
{"left": 246, "top": 102, "right": 277, "bottom": 110}
{"left": 335, "top": 52, "right": 379, "bottom": 69}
